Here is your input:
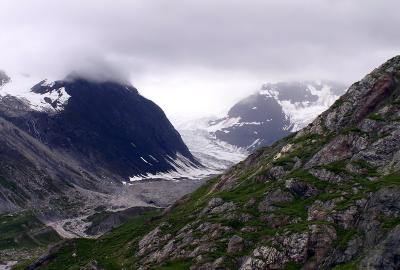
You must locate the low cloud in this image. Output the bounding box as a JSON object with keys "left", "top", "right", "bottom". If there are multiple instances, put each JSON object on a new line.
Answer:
{"left": 1, "top": 0, "right": 399, "bottom": 116}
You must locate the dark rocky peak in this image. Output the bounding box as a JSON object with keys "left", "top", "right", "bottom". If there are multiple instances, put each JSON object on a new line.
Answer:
{"left": 208, "top": 80, "right": 346, "bottom": 150}
{"left": 0, "top": 75, "right": 198, "bottom": 182}
{"left": 305, "top": 55, "right": 400, "bottom": 134}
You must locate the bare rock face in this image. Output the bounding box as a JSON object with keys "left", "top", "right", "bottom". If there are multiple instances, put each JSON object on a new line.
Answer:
{"left": 285, "top": 179, "right": 319, "bottom": 198}
{"left": 258, "top": 189, "right": 294, "bottom": 212}
{"left": 240, "top": 246, "right": 285, "bottom": 270}
{"left": 360, "top": 225, "right": 400, "bottom": 270}
{"left": 227, "top": 235, "right": 245, "bottom": 253}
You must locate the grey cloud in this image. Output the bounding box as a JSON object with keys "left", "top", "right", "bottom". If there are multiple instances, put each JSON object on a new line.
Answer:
{"left": 0, "top": 0, "right": 399, "bottom": 114}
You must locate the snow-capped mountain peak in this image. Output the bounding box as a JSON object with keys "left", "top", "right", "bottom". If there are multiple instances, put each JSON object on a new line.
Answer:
{"left": 201, "top": 81, "right": 347, "bottom": 150}
{"left": 0, "top": 72, "right": 71, "bottom": 112}
{"left": 260, "top": 81, "right": 343, "bottom": 131}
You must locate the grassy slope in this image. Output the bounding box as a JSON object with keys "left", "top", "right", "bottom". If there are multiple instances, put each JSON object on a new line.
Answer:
{"left": 0, "top": 211, "right": 61, "bottom": 263}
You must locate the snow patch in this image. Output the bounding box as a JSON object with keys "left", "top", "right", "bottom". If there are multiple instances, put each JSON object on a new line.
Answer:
{"left": 130, "top": 153, "right": 219, "bottom": 182}
{"left": 277, "top": 83, "right": 340, "bottom": 131}
{"left": 140, "top": 156, "right": 152, "bottom": 165}
{"left": 207, "top": 117, "right": 241, "bottom": 132}
{"left": 0, "top": 75, "right": 70, "bottom": 112}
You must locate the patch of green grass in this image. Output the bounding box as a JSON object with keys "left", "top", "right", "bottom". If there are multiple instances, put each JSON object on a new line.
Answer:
{"left": 378, "top": 215, "right": 400, "bottom": 230}
{"left": 292, "top": 133, "right": 321, "bottom": 145}
{"left": 368, "top": 113, "right": 385, "bottom": 121}
{"left": 321, "top": 160, "right": 348, "bottom": 174}
{"left": 342, "top": 126, "right": 362, "bottom": 134}
{"left": 332, "top": 259, "right": 360, "bottom": 270}
{"left": 274, "top": 198, "right": 311, "bottom": 219}
{"left": 283, "top": 261, "right": 302, "bottom": 270}
{"left": 35, "top": 209, "right": 162, "bottom": 270}
{"left": 331, "top": 98, "right": 344, "bottom": 109}
{"left": 217, "top": 180, "right": 275, "bottom": 204}
{"left": 272, "top": 156, "right": 295, "bottom": 170}
{"left": 351, "top": 160, "right": 378, "bottom": 176}
{"left": 288, "top": 169, "right": 330, "bottom": 190}
{"left": 335, "top": 227, "right": 361, "bottom": 250}
{"left": 358, "top": 173, "right": 400, "bottom": 191}
{"left": 0, "top": 211, "right": 60, "bottom": 250}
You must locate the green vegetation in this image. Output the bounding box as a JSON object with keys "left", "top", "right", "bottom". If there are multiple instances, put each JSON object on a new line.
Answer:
{"left": 217, "top": 180, "right": 274, "bottom": 204}
{"left": 378, "top": 215, "right": 400, "bottom": 230}
{"left": 331, "top": 98, "right": 344, "bottom": 109}
{"left": 334, "top": 227, "right": 361, "bottom": 249}
{"left": 358, "top": 173, "right": 400, "bottom": 191}
{"left": 288, "top": 169, "right": 330, "bottom": 190}
{"left": 283, "top": 261, "right": 302, "bottom": 270}
{"left": 321, "top": 160, "right": 348, "bottom": 174}
{"left": 368, "top": 113, "right": 385, "bottom": 121}
{"left": 0, "top": 211, "right": 60, "bottom": 251}
{"left": 331, "top": 259, "right": 360, "bottom": 270}
{"left": 21, "top": 209, "right": 162, "bottom": 270}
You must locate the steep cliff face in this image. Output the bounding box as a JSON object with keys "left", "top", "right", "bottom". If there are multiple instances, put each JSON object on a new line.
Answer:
{"left": 31, "top": 56, "right": 400, "bottom": 270}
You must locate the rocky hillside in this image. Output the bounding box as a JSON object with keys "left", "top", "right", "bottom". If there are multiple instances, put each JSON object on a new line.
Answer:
{"left": 26, "top": 56, "right": 400, "bottom": 270}
{"left": 209, "top": 81, "right": 346, "bottom": 150}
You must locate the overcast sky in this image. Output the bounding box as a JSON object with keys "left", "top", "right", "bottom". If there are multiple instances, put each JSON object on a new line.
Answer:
{"left": 1, "top": 0, "right": 399, "bottom": 118}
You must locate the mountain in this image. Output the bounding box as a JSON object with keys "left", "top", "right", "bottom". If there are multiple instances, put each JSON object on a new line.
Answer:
{"left": 32, "top": 56, "right": 400, "bottom": 270}
{"left": 172, "top": 82, "right": 346, "bottom": 176}
{"left": 209, "top": 81, "right": 347, "bottom": 150}
{"left": 0, "top": 74, "right": 199, "bottom": 216}
{"left": 175, "top": 117, "right": 249, "bottom": 173}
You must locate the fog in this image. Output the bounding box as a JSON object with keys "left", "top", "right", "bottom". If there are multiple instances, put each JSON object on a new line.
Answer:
{"left": 1, "top": 0, "right": 399, "bottom": 118}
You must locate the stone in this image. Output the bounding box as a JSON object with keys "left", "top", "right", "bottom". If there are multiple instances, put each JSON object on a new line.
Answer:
{"left": 258, "top": 189, "right": 294, "bottom": 212}
{"left": 285, "top": 179, "right": 319, "bottom": 198}
{"left": 227, "top": 235, "right": 245, "bottom": 253}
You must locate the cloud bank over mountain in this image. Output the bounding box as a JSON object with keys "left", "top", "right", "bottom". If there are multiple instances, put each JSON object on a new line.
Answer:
{"left": 1, "top": 0, "right": 399, "bottom": 116}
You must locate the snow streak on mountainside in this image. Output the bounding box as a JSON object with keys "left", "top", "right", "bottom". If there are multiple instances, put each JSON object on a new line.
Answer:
{"left": 209, "top": 81, "right": 347, "bottom": 150}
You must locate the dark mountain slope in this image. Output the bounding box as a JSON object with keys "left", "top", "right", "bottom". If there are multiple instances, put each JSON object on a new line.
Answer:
{"left": 0, "top": 76, "right": 200, "bottom": 234}
{"left": 209, "top": 81, "right": 346, "bottom": 150}
{"left": 211, "top": 91, "right": 292, "bottom": 148}
{"left": 1, "top": 78, "right": 197, "bottom": 180}
{"left": 31, "top": 56, "right": 400, "bottom": 270}
{"left": 0, "top": 115, "right": 113, "bottom": 216}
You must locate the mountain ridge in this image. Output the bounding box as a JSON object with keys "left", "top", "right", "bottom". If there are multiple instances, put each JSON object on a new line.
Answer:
{"left": 28, "top": 55, "right": 400, "bottom": 270}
